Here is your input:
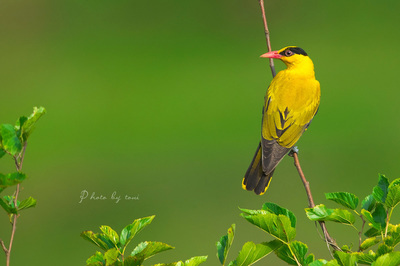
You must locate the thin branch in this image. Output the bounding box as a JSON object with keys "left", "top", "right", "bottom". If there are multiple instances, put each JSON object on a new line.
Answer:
{"left": 18, "top": 142, "right": 28, "bottom": 171}
{"left": 291, "top": 152, "right": 314, "bottom": 206}
{"left": 7, "top": 214, "right": 19, "bottom": 264}
{"left": 4, "top": 142, "right": 28, "bottom": 266}
{"left": 290, "top": 151, "right": 342, "bottom": 252}
{"left": 0, "top": 239, "right": 7, "bottom": 254}
{"left": 385, "top": 208, "right": 392, "bottom": 238}
{"left": 258, "top": 0, "right": 276, "bottom": 77}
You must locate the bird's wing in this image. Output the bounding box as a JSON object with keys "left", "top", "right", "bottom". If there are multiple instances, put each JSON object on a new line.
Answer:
{"left": 261, "top": 137, "right": 290, "bottom": 175}
{"left": 261, "top": 80, "right": 320, "bottom": 174}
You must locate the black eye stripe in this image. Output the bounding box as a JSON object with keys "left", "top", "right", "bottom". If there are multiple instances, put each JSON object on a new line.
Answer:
{"left": 279, "top": 47, "right": 308, "bottom": 56}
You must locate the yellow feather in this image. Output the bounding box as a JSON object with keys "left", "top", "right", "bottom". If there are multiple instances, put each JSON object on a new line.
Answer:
{"left": 262, "top": 53, "right": 320, "bottom": 148}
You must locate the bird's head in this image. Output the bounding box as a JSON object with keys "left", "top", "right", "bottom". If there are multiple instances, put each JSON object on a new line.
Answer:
{"left": 261, "top": 46, "right": 310, "bottom": 67}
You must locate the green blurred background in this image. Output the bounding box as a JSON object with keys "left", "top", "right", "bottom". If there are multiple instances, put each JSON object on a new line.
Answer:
{"left": 0, "top": 0, "right": 400, "bottom": 265}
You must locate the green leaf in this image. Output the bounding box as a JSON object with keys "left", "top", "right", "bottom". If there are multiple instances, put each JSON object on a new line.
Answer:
{"left": 308, "top": 260, "right": 329, "bottom": 266}
{"left": 184, "top": 256, "right": 208, "bottom": 266}
{"left": 100, "top": 225, "right": 119, "bottom": 247}
{"left": 360, "top": 237, "right": 380, "bottom": 251}
{"left": 0, "top": 124, "right": 22, "bottom": 156}
{"left": 275, "top": 241, "right": 310, "bottom": 265}
{"left": 309, "top": 260, "right": 342, "bottom": 266}
{"left": 333, "top": 251, "right": 357, "bottom": 266}
{"left": 373, "top": 187, "right": 385, "bottom": 204}
{"left": 362, "top": 204, "right": 386, "bottom": 232}
{"left": 306, "top": 205, "right": 355, "bottom": 225}
{"left": 156, "top": 256, "right": 208, "bottom": 266}
{"left": 0, "top": 172, "right": 27, "bottom": 188}
{"left": 373, "top": 174, "right": 389, "bottom": 203}
{"left": 389, "top": 178, "right": 400, "bottom": 189}
{"left": 362, "top": 194, "right": 376, "bottom": 212}
{"left": 341, "top": 245, "right": 351, "bottom": 253}
{"left": 328, "top": 208, "right": 356, "bottom": 225}
{"left": 20, "top": 106, "right": 46, "bottom": 141}
{"left": 0, "top": 197, "right": 17, "bottom": 214}
{"left": 326, "top": 260, "right": 342, "bottom": 266}
{"left": 241, "top": 212, "right": 296, "bottom": 242}
{"left": 3, "top": 195, "right": 19, "bottom": 208}
{"left": 306, "top": 254, "right": 315, "bottom": 264}
{"left": 362, "top": 209, "right": 383, "bottom": 231}
{"left": 216, "top": 224, "right": 235, "bottom": 265}
{"left": 305, "top": 204, "right": 333, "bottom": 220}
{"left": 325, "top": 192, "right": 359, "bottom": 210}
{"left": 354, "top": 250, "right": 377, "bottom": 264}
{"left": 81, "top": 231, "right": 115, "bottom": 251}
{"left": 376, "top": 244, "right": 393, "bottom": 256}
{"left": 386, "top": 224, "right": 400, "bottom": 247}
{"left": 385, "top": 185, "right": 400, "bottom": 208}
{"left": 231, "top": 240, "right": 282, "bottom": 266}
{"left": 262, "top": 202, "right": 297, "bottom": 227}
{"left": 15, "top": 116, "right": 28, "bottom": 139}
{"left": 372, "top": 251, "right": 400, "bottom": 266}
{"left": 365, "top": 227, "right": 381, "bottom": 238}
{"left": 104, "top": 248, "right": 119, "bottom": 266}
{"left": 131, "top": 241, "right": 174, "bottom": 261}
{"left": 239, "top": 208, "right": 268, "bottom": 216}
{"left": 124, "top": 256, "right": 142, "bottom": 266}
{"left": 120, "top": 215, "right": 155, "bottom": 247}
{"left": 372, "top": 204, "right": 386, "bottom": 228}
{"left": 152, "top": 262, "right": 183, "bottom": 266}
{"left": 18, "top": 196, "right": 37, "bottom": 211}
{"left": 86, "top": 251, "right": 105, "bottom": 265}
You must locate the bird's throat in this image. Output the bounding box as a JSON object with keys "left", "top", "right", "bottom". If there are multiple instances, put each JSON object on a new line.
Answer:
{"left": 284, "top": 57, "right": 315, "bottom": 78}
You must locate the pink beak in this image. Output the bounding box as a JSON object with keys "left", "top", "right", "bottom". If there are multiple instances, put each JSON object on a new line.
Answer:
{"left": 260, "top": 50, "right": 282, "bottom": 59}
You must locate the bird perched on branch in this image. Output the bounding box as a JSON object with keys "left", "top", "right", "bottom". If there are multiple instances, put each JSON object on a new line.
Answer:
{"left": 242, "top": 46, "right": 320, "bottom": 195}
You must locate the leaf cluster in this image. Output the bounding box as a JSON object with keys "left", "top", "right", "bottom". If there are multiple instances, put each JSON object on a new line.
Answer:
{"left": 81, "top": 215, "right": 207, "bottom": 266}
{"left": 305, "top": 174, "right": 400, "bottom": 265}
{"left": 0, "top": 107, "right": 45, "bottom": 218}
{"left": 216, "top": 174, "right": 400, "bottom": 265}
{"left": 216, "top": 203, "right": 312, "bottom": 266}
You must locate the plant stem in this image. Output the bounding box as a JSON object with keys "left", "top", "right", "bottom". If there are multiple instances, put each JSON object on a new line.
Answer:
{"left": 385, "top": 208, "right": 393, "bottom": 238}
{"left": 258, "top": 0, "right": 276, "bottom": 78}
{"left": 291, "top": 151, "right": 342, "bottom": 252}
{"left": 4, "top": 142, "right": 27, "bottom": 266}
{"left": 287, "top": 243, "right": 301, "bottom": 266}
{"left": 7, "top": 213, "right": 19, "bottom": 266}
{"left": 0, "top": 240, "right": 7, "bottom": 253}
{"left": 358, "top": 214, "right": 366, "bottom": 251}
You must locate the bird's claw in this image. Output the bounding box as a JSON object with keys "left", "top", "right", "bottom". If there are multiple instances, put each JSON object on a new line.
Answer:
{"left": 288, "top": 146, "right": 299, "bottom": 157}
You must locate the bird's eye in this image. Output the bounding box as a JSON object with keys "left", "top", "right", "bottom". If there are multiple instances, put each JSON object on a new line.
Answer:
{"left": 284, "top": 50, "right": 294, "bottom": 57}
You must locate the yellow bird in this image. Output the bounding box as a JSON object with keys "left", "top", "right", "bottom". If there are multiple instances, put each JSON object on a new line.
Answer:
{"left": 242, "top": 46, "right": 320, "bottom": 195}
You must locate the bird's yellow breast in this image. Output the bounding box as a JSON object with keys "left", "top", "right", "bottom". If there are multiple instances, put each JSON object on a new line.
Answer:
{"left": 268, "top": 72, "right": 320, "bottom": 113}
{"left": 262, "top": 56, "right": 320, "bottom": 148}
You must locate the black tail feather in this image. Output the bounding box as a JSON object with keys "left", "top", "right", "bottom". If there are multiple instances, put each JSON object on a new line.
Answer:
{"left": 242, "top": 142, "right": 274, "bottom": 195}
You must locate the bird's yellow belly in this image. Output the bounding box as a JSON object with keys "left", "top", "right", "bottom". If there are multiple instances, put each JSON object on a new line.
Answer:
{"left": 262, "top": 72, "right": 320, "bottom": 147}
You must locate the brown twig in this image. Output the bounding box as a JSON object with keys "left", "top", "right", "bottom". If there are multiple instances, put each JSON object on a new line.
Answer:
{"left": 0, "top": 239, "right": 7, "bottom": 253}
{"left": 258, "top": 0, "right": 276, "bottom": 77}
{"left": 3, "top": 142, "right": 28, "bottom": 266}
{"left": 291, "top": 151, "right": 341, "bottom": 252}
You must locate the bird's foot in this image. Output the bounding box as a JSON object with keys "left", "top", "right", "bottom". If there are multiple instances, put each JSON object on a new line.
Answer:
{"left": 288, "top": 146, "right": 299, "bottom": 157}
